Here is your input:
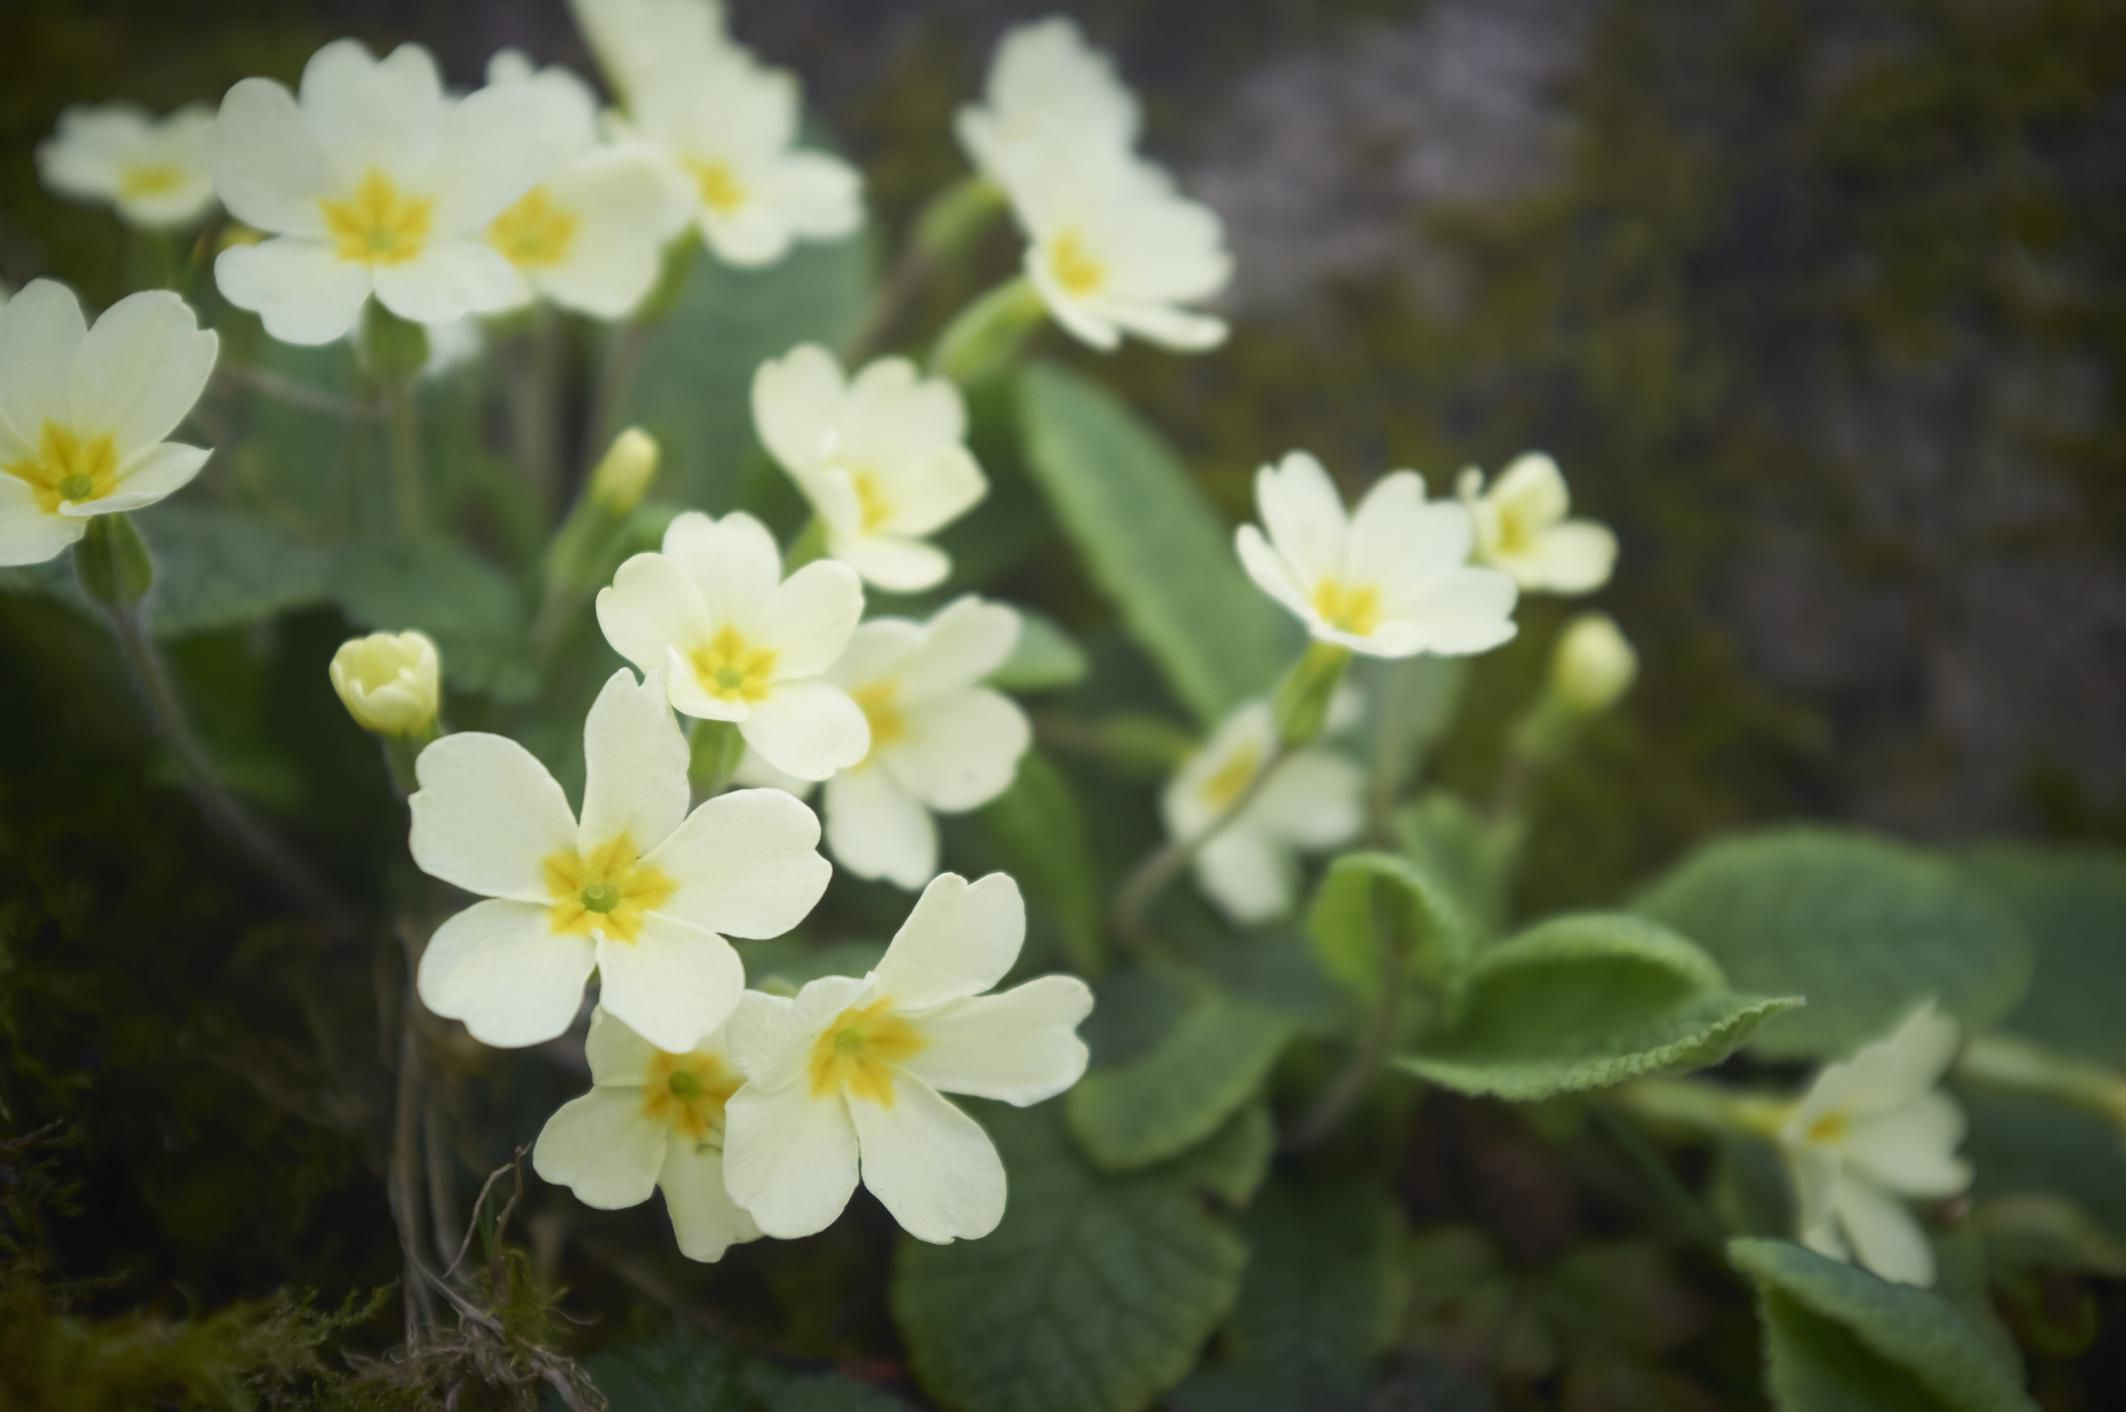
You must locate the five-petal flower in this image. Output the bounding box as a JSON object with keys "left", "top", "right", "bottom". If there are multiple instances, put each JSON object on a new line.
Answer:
{"left": 721, "top": 872, "right": 1093, "bottom": 1243}
{"left": 0, "top": 281, "right": 217, "bottom": 567}
{"left": 411, "top": 667, "right": 829, "bottom": 1052}
{"left": 37, "top": 103, "right": 219, "bottom": 228}
{"left": 1777, "top": 1002, "right": 1971, "bottom": 1288}
{"left": 533, "top": 1006, "right": 762, "bottom": 1263}
{"left": 1237, "top": 451, "right": 1519, "bottom": 658}
{"left": 596, "top": 510, "right": 869, "bottom": 781}
{"left": 955, "top": 17, "right": 1139, "bottom": 186}
{"left": 210, "top": 39, "right": 554, "bottom": 344}
{"left": 1456, "top": 453, "right": 1618, "bottom": 595}
{"left": 751, "top": 344, "right": 987, "bottom": 591}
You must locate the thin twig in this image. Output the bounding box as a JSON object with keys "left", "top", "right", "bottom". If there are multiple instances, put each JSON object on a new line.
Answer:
{"left": 1284, "top": 880, "right": 1411, "bottom": 1150}
{"left": 390, "top": 922, "right": 436, "bottom": 1347}
{"left": 443, "top": 1149, "right": 528, "bottom": 1282}
{"left": 1112, "top": 744, "right": 1287, "bottom": 945}
{"left": 216, "top": 362, "right": 383, "bottom": 419}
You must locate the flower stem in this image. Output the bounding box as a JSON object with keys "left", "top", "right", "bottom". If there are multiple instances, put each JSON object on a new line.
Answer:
{"left": 384, "top": 377, "right": 423, "bottom": 537}
{"left": 1113, "top": 742, "right": 1287, "bottom": 945}
{"left": 1284, "top": 880, "right": 1412, "bottom": 1150}
{"left": 1610, "top": 1075, "right": 1790, "bottom": 1139}
{"left": 104, "top": 596, "right": 358, "bottom": 937}
{"left": 1957, "top": 1032, "right": 2126, "bottom": 1125}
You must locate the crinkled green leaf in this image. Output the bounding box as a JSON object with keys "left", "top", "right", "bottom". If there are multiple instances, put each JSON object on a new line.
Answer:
{"left": 1961, "top": 843, "right": 2126, "bottom": 1066}
{"left": 892, "top": 1105, "right": 1248, "bottom": 1412}
{"left": 1396, "top": 793, "right": 1512, "bottom": 939}
{"left": 990, "top": 609, "right": 1089, "bottom": 692}
{"left": 1067, "top": 991, "right": 1293, "bottom": 1170}
{"left": 1308, "top": 850, "right": 1473, "bottom": 1011}
{"left": 1637, "top": 829, "right": 2032, "bottom": 1059}
{"left": 979, "top": 752, "right": 1103, "bottom": 975}
{"left": 1161, "top": 1102, "right": 1276, "bottom": 1206}
{"left": 1396, "top": 913, "right": 1801, "bottom": 1099}
{"left": 331, "top": 539, "right": 535, "bottom": 702}
{"left": 1728, "top": 1238, "right": 2038, "bottom": 1412}
{"left": 617, "top": 232, "right": 874, "bottom": 508}
{"left": 1961, "top": 1084, "right": 2126, "bottom": 1246}
{"left": 574, "top": 1332, "right": 911, "bottom": 1412}
{"left": 1016, "top": 362, "right": 1296, "bottom": 724}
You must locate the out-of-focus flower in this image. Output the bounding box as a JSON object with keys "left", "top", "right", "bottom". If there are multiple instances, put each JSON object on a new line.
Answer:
{"left": 955, "top": 18, "right": 1138, "bottom": 185}
{"left": 329, "top": 630, "right": 440, "bottom": 738}
{"left": 1778, "top": 1003, "right": 1970, "bottom": 1287}
{"left": 481, "top": 52, "right": 693, "bottom": 320}
{"left": 1456, "top": 454, "right": 1617, "bottom": 594}
{"left": 596, "top": 511, "right": 868, "bottom": 781}
{"left": 1550, "top": 613, "right": 1637, "bottom": 716}
{"left": 37, "top": 104, "right": 218, "bottom": 228}
{"left": 589, "top": 427, "right": 661, "bottom": 514}
{"left": 722, "top": 873, "right": 1092, "bottom": 1243}
{"left": 751, "top": 345, "right": 986, "bottom": 591}
{"left": 210, "top": 40, "right": 551, "bottom": 344}
{"left": 533, "top": 1007, "right": 762, "bottom": 1262}
{"left": 411, "top": 667, "right": 829, "bottom": 1052}
{"left": 1237, "top": 451, "right": 1518, "bottom": 659}
{"left": 1162, "top": 699, "right": 1363, "bottom": 922}
{"left": 568, "top": 0, "right": 735, "bottom": 106}
{"left": 618, "top": 41, "right": 861, "bottom": 267}
{"left": 820, "top": 598, "right": 1030, "bottom": 889}
{"left": 0, "top": 281, "right": 217, "bottom": 566}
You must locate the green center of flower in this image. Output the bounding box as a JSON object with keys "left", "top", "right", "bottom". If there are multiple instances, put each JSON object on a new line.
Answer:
{"left": 543, "top": 834, "right": 675, "bottom": 943}
{"left": 321, "top": 168, "right": 434, "bottom": 267}
{"left": 690, "top": 625, "right": 778, "bottom": 704}
{"left": 808, "top": 995, "right": 927, "bottom": 1107}
{"left": 667, "top": 1068, "right": 703, "bottom": 1100}
{"left": 59, "top": 473, "right": 96, "bottom": 501}
{"left": 579, "top": 880, "right": 622, "bottom": 914}
{"left": 5, "top": 421, "right": 120, "bottom": 513}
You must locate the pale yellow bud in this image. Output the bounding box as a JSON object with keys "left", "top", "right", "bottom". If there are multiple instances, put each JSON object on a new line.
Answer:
{"left": 1550, "top": 612, "right": 1637, "bottom": 715}
{"left": 330, "top": 630, "right": 440, "bottom": 738}
{"left": 589, "top": 427, "right": 659, "bottom": 514}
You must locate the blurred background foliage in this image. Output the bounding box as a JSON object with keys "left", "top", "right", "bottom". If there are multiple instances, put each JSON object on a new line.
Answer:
{"left": 2, "top": 0, "right": 2122, "bottom": 1408}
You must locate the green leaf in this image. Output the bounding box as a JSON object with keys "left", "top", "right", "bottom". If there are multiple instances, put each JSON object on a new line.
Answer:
{"left": 576, "top": 1333, "right": 911, "bottom": 1412}
{"left": 1961, "top": 1085, "right": 2126, "bottom": 1247}
{"left": 616, "top": 234, "right": 874, "bottom": 509}
{"left": 1396, "top": 913, "right": 1802, "bottom": 1100}
{"left": 1161, "top": 1102, "right": 1277, "bottom": 1205}
{"left": 331, "top": 539, "right": 535, "bottom": 702}
{"left": 1066, "top": 991, "right": 1293, "bottom": 1170}
{"left": 1395, "top": 793, "right": 1512, "bottom": 939}
{"left": 1961, "top": 843, "right": 2126, "bottom": 1066}
{"left": 990, "top": 609, "right": 1089, "bottom": 692}
{"left": 1637, "top": 829, "right": 2032, "bottom": 1059}
{"left": 1727, "top": 1238, "right": 2038, "bottom": 1412}
{"left": 979, "top": 752, "right": 1104, "bottom": 975}
{"left": 745, "top": 938, "right": 889, "bottom": 994}
{"left": 892, "top": 1105, "right": 1249, "bottom": 1412}
{"left": 1016, "top": 362, "right": 1295, "bottom": 724}
{"left": 1308, "top": 850, "right": 1473, "bottom": 1011}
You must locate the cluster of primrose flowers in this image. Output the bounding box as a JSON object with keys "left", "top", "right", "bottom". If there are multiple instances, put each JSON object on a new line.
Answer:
{"left": 5, "top": 0, "right": 1969, "bottom": 1283}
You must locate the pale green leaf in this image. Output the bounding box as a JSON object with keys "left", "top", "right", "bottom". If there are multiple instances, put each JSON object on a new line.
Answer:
{"left": 1961, "top": 1085, "right": 2126, "bottom": 1247}
{"left": 1016, "top": 362, "right": 1295, "bottom": 724}
{"left": 1308, "top": 849, "right": 1473, "bottom": 1011}
{"left": 1396, "top": 913, "right": 1801, "bottom": 1099}
{"left": 1395, "top": 793, "right": 1512, "bottom": 939}
{"left": 1160, "top": 1102, "right": 1276, "bottom": 1206}
{"left": 1728, "top": 1237, "right": 2038, "bottom": 1412}
{"left": 891, "top": 1105, "right": 1248, "bottom": 1412}
{"left": 1961, "top": 843, "right": 2126, "bottom": 1066}
{"left": 979, "top": 752, "right": 1103, "bottom": 975}
{"left": 1066, "top": 991, "right": 1293, "bottom": 1170}
{"left": 1637, "top": 829, "right": 2032, "bottom": 1059}
{"left": 331, "top": 539, "right": 534, "bottom": 702}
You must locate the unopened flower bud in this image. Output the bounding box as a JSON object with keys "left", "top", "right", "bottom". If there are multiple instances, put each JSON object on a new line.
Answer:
{"left": 330, "top": 630, "right": 440, "bottom": 738}
{"left": 590, "top": 428, "right": 659, "bottom": 514}
{"left": 1549, "top": 612, "right": 1636, "bottom": 715}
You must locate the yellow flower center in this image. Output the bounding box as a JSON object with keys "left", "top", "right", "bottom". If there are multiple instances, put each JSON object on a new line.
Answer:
{"left": 119, "top": 163, "right": 186, "bottom": 198}
{"left": 850, "top": 470, "right": 893, "bottom": 532}
{"left": 6, "top": 422, "right": 120, "bottom": 513}
{"left": 489, "top": 185, "right": 579, "bottom": 268}
{"left": 1049, "top": 230, "right": 1105, "bottom": 296}
{"left": 1495, "top": 504, "right": 1537, "bottom": 557}
{"left": 1199, "top": 741, "right": 1263, "bottom": 810}
{"left": 808, "top": 994, "right": 926, "bottom": 1107}
{"left": 689, "top": 625, "right": 779, "bottom": 704}
{"left": 1804, "top": 1110, "right": 1850, "bottom": 1145}
{"left": 641, "top": 1050, "right": 741, "bottom": 1144}
{"left": 850, "top": 680, "right": 906, "bottom": 758}
{"left": 321, "top": 168, "right": 435, "bottom": 267}
{"left": 688, "top": 159, "right": 746, "bottom": 214}
{"left": 1310, "top": 578, "right": 1382, "bottom": 636}
{"left": 542, "top": 833, "right": 676, "bottom": 944}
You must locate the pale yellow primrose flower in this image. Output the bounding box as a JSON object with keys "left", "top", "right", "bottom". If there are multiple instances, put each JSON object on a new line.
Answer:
{"left": 1550, "top": 612, "right": 1637, "bottom": 716}
{"left": 410, "top": 667, "right": 829, "bottom": 1052}
{"left": 589, "top": 427, "right": 661, "bottom": 514}
{"left": 210, "top": 40, "right": 556, "bottom": 344}
{"left": 0, "top": 281, "right": 218, "bottom": 567}
{"left": 1778, "top": 1002, "right": 1971, "bottom": 1288}
{"left": 955, "top": 17, "right": 1140, "bottom": 185}
{"left": 751, "top": 345, "right": 987, "bottom": 592}
{"left": 596, "top": 511, "right": 869, "bottom": 782}
{"left": 1162, "top": 699, "right": 1363, "bottom": 923}
{"left": 480, "top": 52, "right": 694, "bottom": 321}
{"left": 1237, "top": 451, "right": 1519, "bottom": 659}
{"left": 329, "top": 630, "right": 440, "bottom": 738}
{"left": 616, "top": 37, "right": 861, "bottom": 268}
{"left": 533, "top": 1007, "right": 762, "bottom": 1263}
{"left": 1456, "top": 453, "right": 1619, "bottom": 595}
{"left": 37, "top": 103, "right": 218, "bottom": 228}
{"left": 722, "top": 873, "right": 1093, "bottom": 1244}
{"left": 568, "top": 0, "right": 736, "bottom": 106}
